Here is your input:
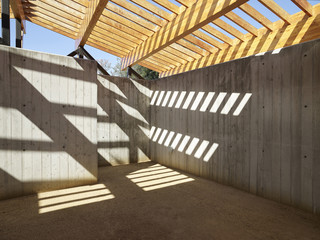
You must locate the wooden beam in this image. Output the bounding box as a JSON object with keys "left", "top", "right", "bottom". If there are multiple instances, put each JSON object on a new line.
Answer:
{"left": 160, "top": 4, "right": 320, "bottom": 77}
{"left": 75, "top": 0, "right": 109, "bottom": 48}
{"left": 239, "top": 3, "right": 273, "bottom": 31}
{"left": 10, "top": 0, "right": 26, "bottom": 29}
{"left": 225, "top": 11, "right": 258, "bottom": 36}
{"left": 213, "top": 18, "right": 245, "bottom": 41}
{"left": 258, "top": 0, "right": 291, "bottom": 24}
{"left": 291, "top": 0, "right": 313, "bottom": 17}
{"left": 121, "top": 0, "right": 248, "bottom": 70}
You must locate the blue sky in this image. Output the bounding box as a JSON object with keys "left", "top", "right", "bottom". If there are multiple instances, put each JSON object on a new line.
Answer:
{"left": 1, "top": 0, "right": 319, "bottom": 69}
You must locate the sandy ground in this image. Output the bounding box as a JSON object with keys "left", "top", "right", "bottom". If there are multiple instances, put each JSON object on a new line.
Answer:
{"left": 0, "top": 162, "right": 319, "bottom": 240}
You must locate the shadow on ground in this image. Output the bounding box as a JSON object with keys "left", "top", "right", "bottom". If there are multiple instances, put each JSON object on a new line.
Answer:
{"left": 0, "top": 162, "right": 320, "bottom": 240}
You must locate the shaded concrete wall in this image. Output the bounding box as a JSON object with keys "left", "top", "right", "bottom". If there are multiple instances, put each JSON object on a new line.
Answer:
{"left": 0, "top": 46, "right": 98, "bottom": 199}
{"left": 97, "top": 76, "right": 151, "bottom": 166}
{"left": 149, "top": 39, "right": 320, "bottom": 214}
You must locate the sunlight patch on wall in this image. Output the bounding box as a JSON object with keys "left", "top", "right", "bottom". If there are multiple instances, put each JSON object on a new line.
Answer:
{"left": 126, "top": 164, "right": 194, "bottom": 191}
{"left": 221, "top": 93, "right": 240, "bottom": 114}
{"left": 98, "top": 147, "right": 130, "bottom": 166}
{"left": 150, "top": 90, "right": 252, "bottom": 116}
{"left": 146, "top": 126, "right": 219, "bottom": 162}
{"left": 38, "top": 184, "right": 115, "bottom": 214}
{"left": 116, "top": 100, "right": 149, "bottom": 125}
{"left": 98, "top": 76, "right": 127, "bottom": 99}
{"left": 64, "top": 114, "right": 96, "bottom": 143}
{"left": 233, "top": 93, "right": 252, "bottom": 116}
{"left": 0, "top": 107, "right": 53, "bottom": 141}
{"left": 130, "top": 79, "right": 151, "bottom": 97}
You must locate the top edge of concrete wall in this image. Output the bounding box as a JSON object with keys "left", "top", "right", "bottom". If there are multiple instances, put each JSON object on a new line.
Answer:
{"left": 156, "top": 38, "right": 320, "bottom": 81}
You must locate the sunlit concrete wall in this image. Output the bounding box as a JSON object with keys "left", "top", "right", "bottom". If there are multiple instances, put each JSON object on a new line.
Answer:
{"left": 0, "top": 46, "right": 98, "bottom": 200}
{"left": 149, "top": 39, "right": 320, "bottom": 214}
{"left": 97, "top": 76, "right": 151, "bottom": 166}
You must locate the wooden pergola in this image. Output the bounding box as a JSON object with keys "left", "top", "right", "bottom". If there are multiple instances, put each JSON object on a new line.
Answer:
{"left": 1, "top": 0, "right": 320, "bottom": 77}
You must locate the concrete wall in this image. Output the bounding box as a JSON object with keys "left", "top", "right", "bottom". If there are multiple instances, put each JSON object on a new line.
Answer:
{"left": 149, "top": 39, "right": 320, "bottom": 214}
{"left": 97, "top": 75, "right": 151, "bottom": 166}
{"left": 0, "top": 45, "right": 98, "bottom": 199}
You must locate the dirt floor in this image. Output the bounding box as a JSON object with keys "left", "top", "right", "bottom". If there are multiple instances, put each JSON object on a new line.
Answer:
{"left": 0, "top": 162, "right": 320, "bottom": 240}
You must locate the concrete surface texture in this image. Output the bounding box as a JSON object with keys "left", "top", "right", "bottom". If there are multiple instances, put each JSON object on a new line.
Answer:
{"left": 97, "top": 76, "right": 151, "bottom": 166}
{"left": 0, "top": 162, "right": 319, "bottom": 240}
{"left": 0, "top": 45, "right": 98, "bottom": 200}
{"left": 149, "top": 39, "right": 320, "bottom": 214}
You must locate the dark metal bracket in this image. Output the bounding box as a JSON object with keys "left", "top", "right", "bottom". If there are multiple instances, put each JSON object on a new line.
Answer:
{"left": 67, "top": 46, "right": 110, "bottom": 76}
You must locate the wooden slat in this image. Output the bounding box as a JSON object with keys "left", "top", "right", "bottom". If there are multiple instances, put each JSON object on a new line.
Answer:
{"left": 26, "top": 16, "right": 76, "bottom": 39}
{"left": 55, "top": 0, "right": 87, "bottom": 13}
{"left": 160, "top": 4, "right": 320, "bottom": 77}
{"left": 9, "top": 0, "right": 25, "bottom": 29}
{"left": 86, "top": 40, "right": 124, "bottom": 57}
{"left": 24, "top": 1, "right": 81, "bottom": 24}
{"left": 175, "top": 0, "right": 195, "bottom": 8}
{"left": 99, "top": 12, "right": 149, "bottom": 41}
{"left": 89, "top": 33, "right": 130, "bottom": 53}
{"left": 258, "top": 0, "right": 291, "bottom": 24}
{"left": 93, "top": 24, "right": 138, "bottom": 48}
{"left": 170, "top": 42, "right": 201, "bottom": 59}
{"left": 139, "top": 60, "right": 163, "bottom": 72}
{"left": 146, "top": 57, "right": 173, "bottom": 71}
{"left": 96, "top": 20, "right": 142, "bottom": 45}
{"left": 153, "top": 52, "right": 183, "bottom": 67}
{"left": 110, "top": 0, "right": 165, "bottom": 26}
{"left": 24, "top": 5, "right": 80, "bottom": 29}
{"left": 87, "top": 36, "right": 128, "bottom": 55}
{"left": 26, "top": 11, "right": 79, "bottom": 33}
{"left": 121, "top": 0, "right": 248, "bottom": 69}
{"left": 239, "top": 3, "right": 273, "bottom": 31}
{"left": 107, "top": 2, "right": 158, "bottom": 31}
{"left": 202, "top": 25, "right": 233, "bottom": 45}
{"left": 157, "top": 50, "right": 188, "bottom": 65}
{"left": 176, "top": 38, "right": 209, "bottom": 56}
{"left": 152, "top": 0, "right": 180, "bottom": 14}
{"left": 193, "top": 30, "right": 225, "bottom": 50}
{"left": 37, "top": 0, "right": 84, "bottom": 20}
{"left": 225, "top": 11, "right": 258, "bottom": 36}
{"left": 75, "top": 0, "right": 109, "bottom": 48}
{"left": 129, "top": 0, "right": 174, "bottom": 21}
{"left": 184, "top": 34, "right": 217, "bottom": 53}
{"left": 102, "top": 9, "right": 154, "bottom": 36}
{"left": 164, "top": 46, "right": 195, "bottom": 62}
{"left": 149, "top": 55, "right": 179, "bottom": 69}
{"left": 213, "top": 18, "right": 245, "bottom": 41}
{"left": 91, "top": 29, "right": 133, "bottom": 51}
{"left": 291, "top": 0, "right": 313, "bottom": 17}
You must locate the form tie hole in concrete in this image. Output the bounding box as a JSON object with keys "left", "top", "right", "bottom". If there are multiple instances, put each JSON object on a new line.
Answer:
{"left": 262, "top": 150, "right": 264, "bottom": 153}
{"left": 22, "top": 149, "right": 26, "bottom": 151}
{"left": 262, "top": 106, "right": 265, "bottom": 109}
{"left": 304, "top": 105, "right": 308, "bottom": 108}
{"left": 304, "top": 54, "right": 307, "bottom": 57}
{"left": 23, "top": 104, "right": 26, "bottom": 107}
{"left": 304, "top": 155, "right": 307, "bottom": 158}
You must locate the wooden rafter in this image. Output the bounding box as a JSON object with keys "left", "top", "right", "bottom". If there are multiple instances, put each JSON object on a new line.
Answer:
{"left": 75, "top": 0, "right": 109, "bottom": 48}
{"left": 9, "top": 0, "right": 25, "bottom": 29}
{"left": 121, "top": 0, "right": 249, "bottom": 70}
{"left": 291, "top": 0, "right": 313, "bottom": 17}
{"left": 258, "top": 0, "right": 291, "bottom": 24}
{"left": 160, "top": 4, "right": 320, "bottom": 77}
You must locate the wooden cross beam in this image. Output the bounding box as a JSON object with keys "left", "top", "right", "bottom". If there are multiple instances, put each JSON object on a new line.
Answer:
{"left": 120, "top": 0, "right": 249, "bottom": 70}
{"left": 75, "top": 0, "right": 109, "bottom": 48}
